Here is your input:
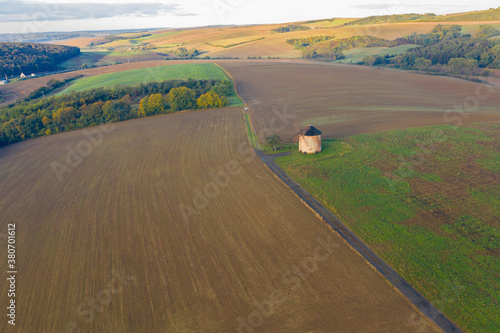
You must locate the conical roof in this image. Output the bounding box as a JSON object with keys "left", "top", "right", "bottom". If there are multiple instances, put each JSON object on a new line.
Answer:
{"left": 303, "top": 125, "right": 322, "bottom": 136}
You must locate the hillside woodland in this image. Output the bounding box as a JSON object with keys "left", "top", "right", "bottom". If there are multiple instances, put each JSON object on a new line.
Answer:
{"left": 0, "top": 42, "right": 80, "bottom": 77}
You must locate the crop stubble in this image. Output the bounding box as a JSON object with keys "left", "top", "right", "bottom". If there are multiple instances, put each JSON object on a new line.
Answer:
{"left": 0, "top": 107, "right": 440, "bottom": 332}
{"left": 222, "top": 61, "right": 500, "bottom": 141}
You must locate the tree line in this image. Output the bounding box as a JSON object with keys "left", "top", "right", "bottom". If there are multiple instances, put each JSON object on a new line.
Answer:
{"left": 344, "top": 7, "right": 500, "bottom": 25}
{"left": 271, "top": 25, "right": 311, "bottom": 33}
{"left": 0, "top": 79, "right": 232, "bottom": 147}
{"left": 0, "top": 42, "right": 80, "bottom": 77}
{"left": 286, "top": 36, "right": 335, "bottom": 50}
{"left": 302, "top": 35, "right": 405, "bottom": 60}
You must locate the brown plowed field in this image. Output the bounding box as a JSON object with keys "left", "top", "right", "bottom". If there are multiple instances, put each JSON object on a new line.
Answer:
{"left": 222, "top": 61, "right": 500, "bottom": 141}
{"left": 0, "top": 107, "right": 440, "bottom": 332}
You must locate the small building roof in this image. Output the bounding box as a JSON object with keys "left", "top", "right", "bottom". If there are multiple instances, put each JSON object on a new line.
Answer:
{"left": 303, "top": 125, "right": 322, "bottom": 136}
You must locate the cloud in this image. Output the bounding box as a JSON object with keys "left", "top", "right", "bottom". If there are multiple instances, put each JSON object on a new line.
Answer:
{"left": 0, "top": 1, "right": 196, "bottom": 22}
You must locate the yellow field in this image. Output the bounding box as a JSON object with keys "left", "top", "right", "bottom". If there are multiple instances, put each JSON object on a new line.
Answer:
{"left": 58, "top": 20, "right": 500, "bottom": 59}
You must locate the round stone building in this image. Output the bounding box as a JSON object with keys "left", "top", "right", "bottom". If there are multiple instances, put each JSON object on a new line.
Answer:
{"left": 297, "top": 125, "right": 322, "bottom": 154}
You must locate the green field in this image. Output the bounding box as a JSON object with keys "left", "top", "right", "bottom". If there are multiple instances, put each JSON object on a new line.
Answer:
{"left": 60, "top": 63, "right": 230, "bottom": 94}
{"left": 276, "top": 123, "right": 500, "bottom": 332}
{"left": 337, "top": 44, "right": 417, "bottom": 63}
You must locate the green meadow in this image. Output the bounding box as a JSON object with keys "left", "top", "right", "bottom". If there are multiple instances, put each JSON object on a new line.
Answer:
{"left": 276, "top": 123, "right": 500, "bottom": 332}
{"left": 60, "top": 63, "right": 229, "bottom": 93}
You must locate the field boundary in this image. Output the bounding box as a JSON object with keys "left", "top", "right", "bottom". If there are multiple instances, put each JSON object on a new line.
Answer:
{"left": 238, "top": 102, "right": 462, "bottom": 332}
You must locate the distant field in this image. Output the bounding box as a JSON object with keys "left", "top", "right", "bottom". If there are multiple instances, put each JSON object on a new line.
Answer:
{"left": 59, "top": 50, "right": 166, "bottom": 69}
{"left": 0, "top": 107, "right": 439, "bottom": 332}
{"left": 0, "top": 60, "right": 249, "bottom": 106}
{"left": 276, "top": 122, "right": 500, "bottom": 332}
{"left": 60, "top": 63, "right": 229, "bottom": 94}
{"left": 302, "top": 18, "right": 356, "bottom": 29}
{"left": 222, "top": 61, "right": 500, "bottom": 141}
{"left": 57, "top": 20, "right": 500, "bottom": 59}
{"left": 337, "top": 44, "right": 417, "bottom": 63}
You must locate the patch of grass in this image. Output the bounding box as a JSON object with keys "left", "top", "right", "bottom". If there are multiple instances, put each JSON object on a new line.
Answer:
{"left": 479, "top": 152, "right": 500, "bottom": 173}
{"left": 244, "top": 113, "right": 260, "bottom": 149}
{"left": 60, "top": 63, "right": 228, "bottom": 94}
{"left": 420, "top": 173, "right": 443, "bottom": 182}
{"left": 276, "top": 123, "right": 500, "bottom": 332}
{"left": 336, "top": 44, "right": 417, "bottom": 64}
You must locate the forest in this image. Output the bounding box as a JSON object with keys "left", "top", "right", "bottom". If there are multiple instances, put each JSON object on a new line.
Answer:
{"left": 362, "top": 25, "right": 500, "bottom": 73}
{"left": 0, "top": 42, "right": 80, "bottom": 77}
{"left": 0, "top": 79, "right": 231, "bottom": 147}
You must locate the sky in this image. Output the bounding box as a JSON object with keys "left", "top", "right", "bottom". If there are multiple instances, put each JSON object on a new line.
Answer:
{"left": 0, "top": 0, "right": 498, "bottom": 34}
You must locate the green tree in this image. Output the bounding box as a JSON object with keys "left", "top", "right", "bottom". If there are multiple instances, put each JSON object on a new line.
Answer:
{"left": 414, "top": 57, "right": 432, "bottom": 70}
{"left": 102, "top": 98, "right": 132, "bottom": 121}
{"left": 448, "top": 58, "right": 478, "bottom": 74}
{"left": 210, "top": 82, "right": 231, "bottom": 96}
{"left": 169, "top": 87, "right": 196, "bottom": 111}
{"left": 266, "top": 134, "right": 282, "bottom": 150}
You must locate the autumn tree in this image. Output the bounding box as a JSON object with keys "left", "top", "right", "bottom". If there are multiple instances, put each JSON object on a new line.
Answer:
{"left": 41, "top": 116, "right": 51, "bottom": 126}
{"left": 53, "top": 106, "right": 80, "bottom": 130}
{"left": 197, "top": 91, "right": 228, "bottom": 109}
{"left": 169, "top": 87, "right": 196, "bottom": 111}
{"left": 138, "top": 93, "right": 166, "bottom": 117}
